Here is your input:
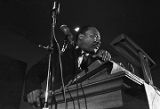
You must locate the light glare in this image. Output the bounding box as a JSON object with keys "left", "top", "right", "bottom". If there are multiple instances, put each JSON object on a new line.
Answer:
{"left": 74, "top": 27, "right": 80, "bottom": 32}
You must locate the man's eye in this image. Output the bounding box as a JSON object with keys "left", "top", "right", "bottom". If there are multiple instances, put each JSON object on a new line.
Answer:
{"left": 89, "top": 35, "right": 95, "bottom": 38}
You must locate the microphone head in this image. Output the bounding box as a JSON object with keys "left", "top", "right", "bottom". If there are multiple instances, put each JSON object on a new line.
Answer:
{"left": 52, "top": 1, "right": 60, "bottom": 14}
{"left": 60, "top": 25, "right": 74, "bottom": 43}
{"left": 60, "top": 25, "right": 71, "bottom": 35}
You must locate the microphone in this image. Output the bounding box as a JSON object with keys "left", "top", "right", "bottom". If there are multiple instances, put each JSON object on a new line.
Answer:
{"left": 52, "top": 1, "right": 60, "bottom": 14}
{"left": 60, "top": 25, "right": 73, "bottom": 44}
{"left": 60, "top": 25, "right": 74, "bottom": 52}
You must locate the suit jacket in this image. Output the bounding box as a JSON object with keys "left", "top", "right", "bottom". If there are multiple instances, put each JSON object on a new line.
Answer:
{"left": 24, "top": 43, "right": 97, "bottom": 99}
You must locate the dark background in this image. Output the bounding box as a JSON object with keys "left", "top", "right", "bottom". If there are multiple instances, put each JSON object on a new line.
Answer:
{"left": 0, "top": 0, "right": 160, "bottom": 109}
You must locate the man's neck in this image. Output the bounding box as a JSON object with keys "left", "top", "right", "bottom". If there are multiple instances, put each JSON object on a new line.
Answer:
{"left": 75, "top": 46, "right": 94, "bottom": 55}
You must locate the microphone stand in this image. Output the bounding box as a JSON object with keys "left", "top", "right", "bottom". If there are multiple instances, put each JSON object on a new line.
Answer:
{"left": 42, "top": 1, "right": 63, "bottom": 109}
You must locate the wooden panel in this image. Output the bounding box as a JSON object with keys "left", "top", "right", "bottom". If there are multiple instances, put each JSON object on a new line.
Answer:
{"left": 52, "top": 90, "right": 123, "bottom": 109}
{"left": 122, "top": 86, "right": 149, "bottom": 109}
{"left": 50, "top": 73, "right": 148, "bottom": 109}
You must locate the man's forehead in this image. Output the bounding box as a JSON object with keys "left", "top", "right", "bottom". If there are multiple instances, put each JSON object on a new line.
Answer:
{"left": 85, "top": 27, "right": 100, "bottom": 37}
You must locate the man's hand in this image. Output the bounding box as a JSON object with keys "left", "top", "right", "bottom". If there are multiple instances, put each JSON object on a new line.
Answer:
{"left": 93, "top": 50, "right": 111, "bottom": 62}
{"left": 27, "top": 89, "right": 54, "bottom": 108}
{"left": 27, "top": 89, "right": 42, "bottom": 108}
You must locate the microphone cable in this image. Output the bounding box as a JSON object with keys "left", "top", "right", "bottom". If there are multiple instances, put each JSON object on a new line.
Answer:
{"left": 76, "top": 81, "right": 81, "bottom": 109}
{"left": 67, "top": 86, "right": 76, "bottom": 109}
{"left": 80, "top": 83, "right": 88, "bottom": 109}
{"left": 58, "top": 46, "right": 68, "bottom": 109}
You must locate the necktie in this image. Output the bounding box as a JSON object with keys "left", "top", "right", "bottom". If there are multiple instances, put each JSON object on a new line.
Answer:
{"left": 77, "top": 52, "right": 89, "bottom": 70}
{"left": 77, "top": 54, "right": 84, "bottom": 70}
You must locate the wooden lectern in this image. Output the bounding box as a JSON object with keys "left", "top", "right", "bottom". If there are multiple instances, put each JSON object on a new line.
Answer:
{"left": 51, "top": 60, "right": 149, "bottom": 109}
{"left": 49, "top": 34, "right": 156, "bottom": 109}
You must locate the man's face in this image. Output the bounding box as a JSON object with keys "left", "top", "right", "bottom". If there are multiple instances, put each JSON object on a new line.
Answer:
{"left": 78, "top": 27, "right": 101, "bottom": 52}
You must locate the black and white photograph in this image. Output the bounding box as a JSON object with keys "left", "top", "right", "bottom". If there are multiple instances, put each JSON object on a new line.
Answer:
{"left": 0, "top": 0, "right": 160, "bottom": 109}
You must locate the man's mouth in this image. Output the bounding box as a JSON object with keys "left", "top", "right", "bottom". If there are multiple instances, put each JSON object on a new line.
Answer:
{"left": 92, "top": 43, "right": 100, "bottom": 48}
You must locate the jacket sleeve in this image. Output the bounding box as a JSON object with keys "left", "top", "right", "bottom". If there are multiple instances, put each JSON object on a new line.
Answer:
{"left": 23, "top": 55, "right": 49, "bottom": 101}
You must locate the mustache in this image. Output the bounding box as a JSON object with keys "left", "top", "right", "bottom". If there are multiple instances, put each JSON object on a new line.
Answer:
{"left": 92, "top": 42, "right": 100, "bottom": 48}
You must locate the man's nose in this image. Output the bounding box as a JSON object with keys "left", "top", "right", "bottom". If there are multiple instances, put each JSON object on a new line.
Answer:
{"left": 94, "top": 38, "right": 101, "bottom": 44}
